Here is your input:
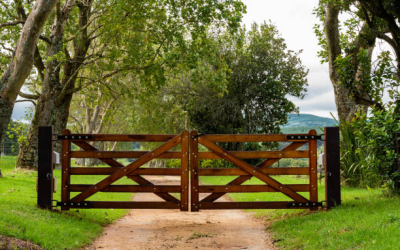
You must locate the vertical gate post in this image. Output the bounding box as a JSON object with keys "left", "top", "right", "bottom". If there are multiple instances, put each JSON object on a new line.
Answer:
{"left": 324, "top": 127, "right": 341, "bottom": 209}
{"left": 180, "top": 130, "right": 189, "bottom": 211}
{"left": 37, "top": 126, "right": 54, "bottom": 210}
{"left": 61, "top": 129, "right": 71, "bottom": 211}
{"left": 308, "top": 129, "right": 318, "bottom": 211}
{"left": 190, "top": 130, "right": 199, "bottom": 212}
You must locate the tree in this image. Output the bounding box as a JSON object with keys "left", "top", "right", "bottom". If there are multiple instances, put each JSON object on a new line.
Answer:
{"left": 0, "top": 0, "right": 57, "bottom": 153}
{"left": 14, "top": 0, "right": 245, "bottom": 169}
{"left": 187, "top": 23, "right": 308, "bottom": 137}
{"left": 315, "top": 0, "right": 400, "bottom": 123}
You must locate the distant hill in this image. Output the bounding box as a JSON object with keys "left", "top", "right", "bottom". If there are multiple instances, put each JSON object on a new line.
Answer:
{"left": 283, "top": 114, "right": 336, "bottom": 128}
{"left": 280, "top": 114, "right": 336, "bottom": 134}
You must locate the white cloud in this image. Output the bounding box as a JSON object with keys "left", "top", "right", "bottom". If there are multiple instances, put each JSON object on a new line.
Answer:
{"left": 242, "top": 0, "right": 337, "bottom": 118}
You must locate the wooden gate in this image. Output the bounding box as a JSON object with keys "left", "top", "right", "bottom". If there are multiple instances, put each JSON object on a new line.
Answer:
{"left": 190, "top": 130, "right": 321, "bottom": 211}
{"left": 58, "top": 130, "right": 189, "bottom": 211}
{"left": 38, "top": 127, "right": 340, "bottom": 211}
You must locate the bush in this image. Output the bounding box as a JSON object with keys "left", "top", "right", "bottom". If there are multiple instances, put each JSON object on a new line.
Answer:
{"left": 351, "top": 106, "right": 400, "bottom": 194}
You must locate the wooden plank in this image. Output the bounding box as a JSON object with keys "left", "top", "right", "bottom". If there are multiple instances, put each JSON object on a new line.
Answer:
{"left": 37, "top": 126, "right": 53, "bottom": 210}
{"left": 69, "top": 185, "right": 181, "bottom": 193}
{"left": 201, "top": 134, "right": 287, "bottom": 142}
{"left": 61, "top": 129, "right": 71, "bottom": 211}
{"left": 67, "top": 202, "right": 180, "bottom": 209}
{"left": 180, "top": 130, "right": 189, "bottom": 211}
{"left": 199, "top": 184, "right": 309, "bottom": 193}
{"left": 200, "top": 141, "right": 307, "bottom": 203}
{"left": 70, "top": 135, "right": 182, "bottom": 202}
{"left": 324, "top": 127, "right": 341, "bottom": 209}
{"left": 70, "top": 167, "right": 181, "bottom": 176}
{"left": 309, "top": 129, "right": 318, "bottom": 211}
{"left": 198, "top": 150, "right": 308, "bottom": 159}
{"left": 72, "top": 141, "right": 179, "bottom": 203}
{"left": 200, "top": 202, "right": 307, "bottom": 209}
{"left": 70, "top": 134, "right": 176, "bottom": 142}
{"left": 70, "top": 151, "right": 182, "bottom": 159}
{"left": 128, "top": 175, "right": 180, "bottom": 203}
{"left": 190, "top": 131, "right": 200, "bottom": 212}
{"left": 198, "top": 167, "right": 309, "bottom": 176}
{"left": 198, "top": 137, "right": 309, "bottom": 203}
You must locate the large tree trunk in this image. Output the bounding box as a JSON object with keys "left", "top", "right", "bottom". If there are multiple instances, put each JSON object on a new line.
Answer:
{"left": 17, "top": 0, "right": 93, "bottom": 169}
{"left": 324, "top": 3, "right": 373, "bottom": 123}
{"left": 17, "top": 0, "right": 75, "bottom": 169}
{"left": 0, "top": 0, "right": 57, "bottom": 148}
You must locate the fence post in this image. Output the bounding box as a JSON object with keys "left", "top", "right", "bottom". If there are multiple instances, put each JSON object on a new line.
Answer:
{"left": 324, "top": 127, "right": 341, "bottom": 209}
{"left": 37, "top": 126, "right": 54, "bottom": 210}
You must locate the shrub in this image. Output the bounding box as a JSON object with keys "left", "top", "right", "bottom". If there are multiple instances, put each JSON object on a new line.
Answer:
{"left": 352, "top": 106, "right": 400, "bottom": 194}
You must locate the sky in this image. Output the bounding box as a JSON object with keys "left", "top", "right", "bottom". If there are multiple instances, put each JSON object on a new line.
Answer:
{"left": 241, "top": 0, "right": 338, "bottom": 119}
{"left": 11, "top": 0, "right": 338, "bottom": 120}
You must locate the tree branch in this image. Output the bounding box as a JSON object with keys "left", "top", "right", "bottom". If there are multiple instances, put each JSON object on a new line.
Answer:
{"left": 18, "top": 91, "right": 40, "bottom": 100}
{"left": 15, "top": 99, "right": 36, "bottom": 106}
{"left": 39, "top": 34, "right": 52, "bottom": 44}
{"left": 0, "top": 20, "right": 25, "bottom": 29}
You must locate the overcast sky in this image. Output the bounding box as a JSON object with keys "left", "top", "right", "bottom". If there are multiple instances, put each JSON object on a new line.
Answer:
{"left": 242, "top": 0, "right": 337, "bottom": 119}
{"left": 12, "top": 0, "right": 338, "bottom": 121}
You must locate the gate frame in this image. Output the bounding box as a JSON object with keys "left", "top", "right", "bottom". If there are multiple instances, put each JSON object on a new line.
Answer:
{"left": 190, "top": 130, "right": 320, "bottom": 211}
{"left": 37, "top": 127, "right": 341, "bottom": 211}
{"left": 53, "top": 129, "right": 189, "bottom": 210}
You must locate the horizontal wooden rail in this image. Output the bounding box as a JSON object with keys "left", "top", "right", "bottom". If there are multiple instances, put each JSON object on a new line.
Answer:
{"left": 62, "top": 201, "right": 180, "bottom": 209}
{"left": 70, "top": 167, "right": 181, "bottom": 176}
{"left": 201, "top": 134, "right": 287, "bottom": 142}
{"left": 198, "top": 151, "right": 308, "bottom": 159}
{"left": 198, "top": 167, "right": 309, "bottom": 176}
{"left": 69, "top": 185, "right": 181, "bottom": 193}
{"left": 70, "top": 151, "right": 182, "bottom": 159}
{"left": 199, "top": 201, "right": 305, "bottom": 209}
{"left": 67, "top": 134, "right": 177, "bottom": 142}
{"left": 199, "top": 184, "right": 309, "bottom": 193}
{"left": 200, "top": 133, "right": 314, "bottom": 142}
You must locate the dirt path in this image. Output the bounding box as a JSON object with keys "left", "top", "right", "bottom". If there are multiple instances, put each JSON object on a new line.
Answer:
{"left": 87, "top": 176, "right": 277, "bottom": 250}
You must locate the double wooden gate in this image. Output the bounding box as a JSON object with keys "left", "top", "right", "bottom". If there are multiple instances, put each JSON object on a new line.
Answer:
{"left": 37, "top": 127, "right": 341, "bottom": 211}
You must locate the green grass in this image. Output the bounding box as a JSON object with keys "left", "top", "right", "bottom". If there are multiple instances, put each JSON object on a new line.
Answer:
{"left": 201, "top": 175, "right": 400, "bottom": 249}
{"left": 0, "top": 156, "right": 133, "bottom": 250}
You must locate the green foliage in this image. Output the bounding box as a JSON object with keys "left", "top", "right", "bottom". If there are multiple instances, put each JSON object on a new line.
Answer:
{"left": 188, "top": 22, "right": 308, "bottom": 137}
{"left": 165, "top": 159, "right": 181, "bottom": 168}
{"left": 1, "top": 121, "right": 28, "bottom": 156}
{"left": 351, "top": 105, "right": 400, "bottom": 194}
{"left": 337, "top": 118, "right": 369, "bottom": 187}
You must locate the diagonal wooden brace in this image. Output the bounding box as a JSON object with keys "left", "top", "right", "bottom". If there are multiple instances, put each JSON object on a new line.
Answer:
{"left": 198, "top": 137, "right": 309, "bottom": 203}
{"left": 71, "top": 135, "right": 182, "bottom": 202}
{"left": 73, "top": 141, "right": 179, "bottom": 203}
{"left": 201, "top": 141, "right": 307, "bottom": 202}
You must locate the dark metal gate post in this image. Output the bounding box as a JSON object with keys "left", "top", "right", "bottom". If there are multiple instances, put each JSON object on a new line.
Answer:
{"left": 37, "top": 126, "right": 54, "bottom": 209}
{"left": 324, "top": 127, "right": 341, "bottom": 209}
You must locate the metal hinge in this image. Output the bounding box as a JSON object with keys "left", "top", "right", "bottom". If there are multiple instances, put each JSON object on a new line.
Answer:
{"left": 287, "top": 202, "right": 322, "bottom": 208}
{"left": 285, "top": 135, "right": 323, "bottom": 141}
{"left": 57, "top": 201, "right": 94, "bottom": 208}
{"left": 57, "top": 135, "right": 93, "bottom": 140}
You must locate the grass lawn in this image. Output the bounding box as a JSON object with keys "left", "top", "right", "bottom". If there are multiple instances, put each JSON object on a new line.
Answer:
{"left": 0, "top": 156, "right": 134, "bottom": 250}
{"left": 201, "top": 175, "right": 400, "bottom": 250}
